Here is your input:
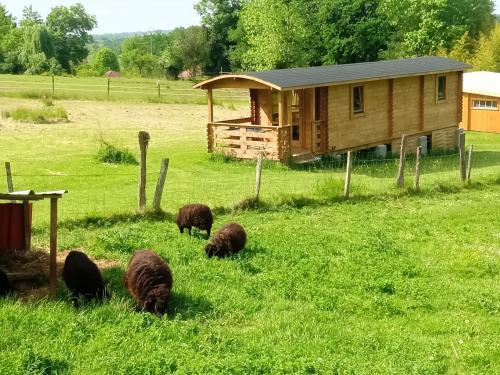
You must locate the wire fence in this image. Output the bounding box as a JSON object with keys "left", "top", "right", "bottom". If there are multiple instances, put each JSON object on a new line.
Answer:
{"left": 0, "top": 75, "right": 247, "bottom": 104}
{"left": 2, "top": 147, "right": 487, "bottom": 227}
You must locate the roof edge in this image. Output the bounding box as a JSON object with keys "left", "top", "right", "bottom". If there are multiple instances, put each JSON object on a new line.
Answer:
{"left": 193, "top": 74, "right": 282, "bottom": 90}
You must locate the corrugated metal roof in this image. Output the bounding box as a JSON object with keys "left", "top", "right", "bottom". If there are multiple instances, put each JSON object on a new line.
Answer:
{"left": 463, "top": 71, "right": 500, "bottom": 97}
{"left": 239, "top": 56, "right": 471, "bottom": 90}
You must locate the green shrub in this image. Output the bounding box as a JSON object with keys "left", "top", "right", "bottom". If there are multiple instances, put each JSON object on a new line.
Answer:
{"left": 96, "top": 142, "right": 138, "bottom": 165}
{"left": 1, "top": 106, "right": 68, "bottom": 123}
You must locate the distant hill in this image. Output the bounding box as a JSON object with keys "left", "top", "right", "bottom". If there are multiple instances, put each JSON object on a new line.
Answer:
{"left": 91, "top": 30, "right": 171, "bottom": 53}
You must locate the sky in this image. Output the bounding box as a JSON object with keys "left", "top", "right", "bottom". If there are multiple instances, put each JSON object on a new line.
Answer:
{"left": 1, "top": 0, "right": 201, "bottom": 34}
{"left": 1, "top": 0, "right": 500, "bottom": 34}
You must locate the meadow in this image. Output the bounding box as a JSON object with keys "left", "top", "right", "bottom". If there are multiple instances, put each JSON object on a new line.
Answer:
{"left": 0, "top": 90, "right": 499, "bottom": 373}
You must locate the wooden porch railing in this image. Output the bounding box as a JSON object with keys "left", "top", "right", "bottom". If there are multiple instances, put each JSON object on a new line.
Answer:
{"left": 208, "top": 122, "right": 292, "bottom": 162}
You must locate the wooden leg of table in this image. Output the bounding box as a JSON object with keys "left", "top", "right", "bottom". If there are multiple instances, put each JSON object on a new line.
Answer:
{"left": 49, "top": 198, "right": 58, "bottom": 299}
{"left": 23, "top": 200, "right": 31, "bottom": 251}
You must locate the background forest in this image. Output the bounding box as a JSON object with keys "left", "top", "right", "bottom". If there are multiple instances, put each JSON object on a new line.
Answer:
{"left": 0, "top": 0, "right": 499, "bottom": 78}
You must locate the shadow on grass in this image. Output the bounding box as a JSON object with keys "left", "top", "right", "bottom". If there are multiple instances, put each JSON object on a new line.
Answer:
{"left": 167, "top": 291, "right": 214, "bottom": 320}
{"left": 54, "top": 175, "right": 499, "bottom": 232}
{"left": 59, "top": 209, "right": 175, "bottom": 230}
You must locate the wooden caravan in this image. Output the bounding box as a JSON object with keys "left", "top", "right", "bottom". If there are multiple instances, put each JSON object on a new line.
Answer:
{"left": 194, "top": 56, "right": 471, "bottom": 163}
{"left": 461, "top": 71, "right": 500, "bottom": 134}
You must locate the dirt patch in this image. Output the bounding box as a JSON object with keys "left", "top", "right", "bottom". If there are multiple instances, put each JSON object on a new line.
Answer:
{"left": 0, "top": 249, "right": 119, "bottom": 300}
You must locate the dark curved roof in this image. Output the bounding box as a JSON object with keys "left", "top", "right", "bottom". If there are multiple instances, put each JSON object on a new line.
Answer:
{"left": 197, "top": 56, "right": 471, "bottom": 91}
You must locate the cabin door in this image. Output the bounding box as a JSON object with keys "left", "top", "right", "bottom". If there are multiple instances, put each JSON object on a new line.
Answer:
{"left": 291, "top": 89, "right": 314, "bottom": 153}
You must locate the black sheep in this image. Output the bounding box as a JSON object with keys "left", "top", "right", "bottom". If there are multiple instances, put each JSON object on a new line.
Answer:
{"left": 124, "top": 249, "right": 173, "bottom": 316}
{"left": 0, "top": 269, "right": 14, "bottom": 297}
{"left": 62, "top": 250, "right": 108, "bottom": 306}
{"left": 205, "top": 222, "right": 247, "bottom": 258}
{"left": 176, "top": 204, "right": 213, "bottom": 237}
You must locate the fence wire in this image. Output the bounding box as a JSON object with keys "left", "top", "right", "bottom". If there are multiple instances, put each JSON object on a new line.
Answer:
{"left": 0, "top": 149, "right": 472, "bottom": 226}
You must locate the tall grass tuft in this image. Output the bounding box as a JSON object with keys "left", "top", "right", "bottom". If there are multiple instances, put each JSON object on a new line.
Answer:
{"left": 1, "top": 106, "right": 68, "bottom": 123}
{"left": 96, "top": 142, "right": 138, "bottom": 165}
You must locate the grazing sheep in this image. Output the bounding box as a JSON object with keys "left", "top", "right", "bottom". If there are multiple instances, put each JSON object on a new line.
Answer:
{"left": 205, "top": 222, "right": 247, "bottom": 258}
{"left": 0, "top": 269, "right": 14, "bottom": 297}
{"left": 124, "top": 249, "right": 173, "bottom": 316}
{"left": 176, "top": 204, "right": 213, "bottom": 237}
{"left": 62, "top": 250, "right": 108, "bottom": 306}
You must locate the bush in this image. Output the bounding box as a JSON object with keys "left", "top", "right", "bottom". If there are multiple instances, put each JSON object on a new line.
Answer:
{"left": 1, "top": 106, "right": 68, "bottom": 123}
{"left": 96, "top": 142, "right": 138, "bottom": 164}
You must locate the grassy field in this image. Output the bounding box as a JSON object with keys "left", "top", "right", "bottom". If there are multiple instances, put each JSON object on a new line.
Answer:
{"left": 0, "top": 96, "right": 499, "bottom": 373}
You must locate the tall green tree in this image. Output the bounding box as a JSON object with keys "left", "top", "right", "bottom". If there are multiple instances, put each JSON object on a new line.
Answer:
{"left": 472, "top": 24, "right": 500, "bottom": 72}
{"left": 317, "top": 0, "right": 391, "bottom": 64}
{"left": 119, "top": 36, "right": 157, "bottom": 76}
{"left": 380, "top": 0, "right": 494, "bottom": 58}
{"left": 195, "top": 0, "right": 244, "bottom": 72}
{"left": 19, "top": 5, "right": 43, "bottom": 27}
{"left": 92, "top": 47, "right": 120, "bottom": 75}
{"left": 160, "top": 26, "right": 210, "bottom": 78}
{"left": 46, "top": 3, "right": 97, "bottom": 72}
{"left": 235, "top": 0, "right": 312, "bottom": 70}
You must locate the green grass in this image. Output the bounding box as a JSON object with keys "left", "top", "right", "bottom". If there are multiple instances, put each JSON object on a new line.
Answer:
{"left": 2, "top": 106, "right": 68, "bottom": 124}
{"left": 0, "top": 97, "right": 499, "bottom": 373}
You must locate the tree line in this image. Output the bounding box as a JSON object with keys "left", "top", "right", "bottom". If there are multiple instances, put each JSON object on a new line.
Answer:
{"left": 0, "top": 1, "right": 499, "bottom": 78}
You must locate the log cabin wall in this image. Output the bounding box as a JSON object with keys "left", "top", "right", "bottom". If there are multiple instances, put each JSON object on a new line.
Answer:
{"left": 328, "top": 80, "right": 389, "bottom": 151}
{"left": 393, "top": 76, "right": 420, "bottom": 137}
{"left": 327, "top": 72, "right": 460, "bottom": 153}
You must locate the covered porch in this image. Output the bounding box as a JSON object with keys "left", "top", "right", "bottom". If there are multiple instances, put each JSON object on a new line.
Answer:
{"left": 194, "top": 75, "right": 328, "bottom": 163}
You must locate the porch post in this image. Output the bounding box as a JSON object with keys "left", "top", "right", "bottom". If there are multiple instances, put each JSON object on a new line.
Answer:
{"left": 278, "top": 91, "right": 284, "bottom": 126}
{"left": 207, "top": 88, "right": 214, "bottom": 123}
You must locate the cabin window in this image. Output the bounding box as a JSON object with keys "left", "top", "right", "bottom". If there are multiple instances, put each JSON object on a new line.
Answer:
{"left": 352, "top": 85, "right": 364, "bottom": 115}
{"left": 315, "top": 88, "right": 321, "bottom": 121}
{"left": 472, "top": 99, "right": 498, "bottom": 110}
{"left": 437, "top": 75, "right": 446, "bottom": 101}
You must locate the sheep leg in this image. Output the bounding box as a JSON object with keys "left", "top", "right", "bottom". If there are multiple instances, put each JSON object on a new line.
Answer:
{"left": 70, "top": 292, "right": 80, "bottom": 308}
{"left": 188, "top": 227, "right": 192, "bottom": 236}
{"left": 206, "top": 228, "right": 211, "bottom": 239}
{"left": 179, "top": 227, "right": 184, "bottom": 234}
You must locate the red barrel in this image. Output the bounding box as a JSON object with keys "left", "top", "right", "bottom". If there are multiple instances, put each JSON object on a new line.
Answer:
{"left": 0, "top": 203, "right": 32, "bottom": 252}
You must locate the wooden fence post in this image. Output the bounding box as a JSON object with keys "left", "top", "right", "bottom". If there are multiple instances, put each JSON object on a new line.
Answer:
{"left": 466, "top": 145, "right": 473, "bottom": 181}
{"left": 459, "top": 132, "right": 466, "bottom": 181}
{"left": 107, "top": 78, "right": 110, "bottom": 99}
{"left": 49, "top": 197, "right": 58, "bottom": 298}
{"left": 344, "top": 151, "right": 353, "bottom": 198}
{"left": 157, "top": 81, "right": 161, "bottom": 98}
{"left": 396, "top": 134, "right": 407, "bottom": 188}
{"left": 51, "top": 75, "right": 55, "bottom": 95}
{"left": 153, "top": 158, "right": 169, "bottom": 211}
{"left": 414, "top": 146, "right": 422, "bottom": 191}
{"left": 255, "top": 151, "right": 263, "bottom": 200}
{"left": 5, "top": 162, "right": 13, "bottom": 193}
{"left": 138, "top": 131, "right": 150, "bottom": 212}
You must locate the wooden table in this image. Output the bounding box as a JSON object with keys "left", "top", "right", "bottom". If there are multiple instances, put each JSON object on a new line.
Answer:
{"left": 0, "top": 190, "right": 67, "bottom": 298}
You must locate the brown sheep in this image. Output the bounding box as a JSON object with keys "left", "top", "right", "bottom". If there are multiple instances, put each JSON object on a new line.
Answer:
{"left": 62, "top": 250, "right": 108, "bottom": 306}
{"left": 205, "top": 222, "right": 247, "bottom": 258}
{"left": 124, "top": 249, "right": 173, "bottom": 316}
{"left": 176, "top": 204, "right": 213, "bottom": 237}
{"left": 0, "top": 269, "right": 14, "bottom": 297}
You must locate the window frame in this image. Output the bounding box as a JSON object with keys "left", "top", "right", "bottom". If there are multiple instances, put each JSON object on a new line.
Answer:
{"left": 436, "top": 75, "right": 447, "bottom": 102}
{"left": 351, "top": 85, "right": 365, "bottom": 117}
{"left": 472, "top": 98, "right": 498, "bottom": 111}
